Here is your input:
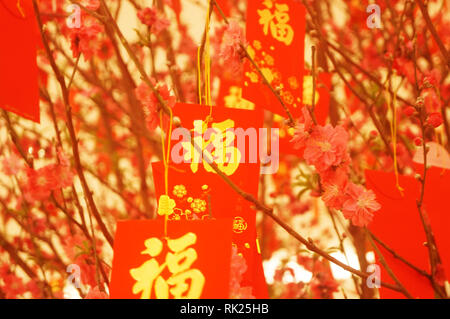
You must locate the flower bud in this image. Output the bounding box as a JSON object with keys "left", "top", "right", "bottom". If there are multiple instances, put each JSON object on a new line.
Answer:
{"left": 427, "top": 112, "right": 443, "bottom": 128}
{"left": 414, "top": 137, "right": 422, "bottom": 146}
{"left": 415, "top": 97, "right": 424, "bottom": 108}
{"left": 403, "top": 106, "right": 415, "bottom": 116}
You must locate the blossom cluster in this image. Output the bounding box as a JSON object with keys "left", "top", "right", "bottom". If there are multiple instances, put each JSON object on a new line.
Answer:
{"left": 292, "top": 106, "right": 381, "bottom": 227}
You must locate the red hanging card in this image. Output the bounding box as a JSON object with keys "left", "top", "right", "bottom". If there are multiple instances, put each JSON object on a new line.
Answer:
{"left": 110, "top": 219, "right": 233, "bottom": 299}
{"left": 171, "top": 103, "right": 265, "bottom": 174}
{"left": 414, "top": 165, "right": 450, "bottom": 289}
{"left": 0, "top": 0, "right": 39, "bottom": 122}
{"left": 151, "top": 161, "right": 268, "bottom": 298}
{"left": 365, "top": 169, "right": 450, "bottom": 298}
{"left": 173, "top": 102, "right": 264, "bottom": 134}
{"left": 151, "top": 162, "right": 260, "bottom": 221}
{"left": 163, "top": 103, "right": 263, "bottom": 225}
{"left": 243, "top": 0, "right": 306, "bottom": 118}
{"left": 157, "top": 103, "right": 268, "bottom": 297}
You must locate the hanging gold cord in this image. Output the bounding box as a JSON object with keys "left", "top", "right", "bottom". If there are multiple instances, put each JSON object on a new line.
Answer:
{"left": 197, "top": 47, "right": 203, "bottom": 105}
{"left": 204, "top": 0, "right": 211, "bottom": 107}
{"left": 205, "top": 0, "right": 213, "bottom": 122}
{"left": 159, "top": 108, "right": 173, "bottom": 238}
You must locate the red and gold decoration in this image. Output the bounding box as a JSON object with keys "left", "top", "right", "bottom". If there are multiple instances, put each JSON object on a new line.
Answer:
{"left": 0, "top": 0, "right": 39, "bottom": 122}
{"left": 109, "top": 219, "right": 233, "bottom": 299}
{"left": 243, "top": 0, "right": 306, "bottom": 117}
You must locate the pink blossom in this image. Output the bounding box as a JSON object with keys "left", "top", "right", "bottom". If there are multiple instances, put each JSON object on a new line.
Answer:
{"left": 403, "top": 106, "right": 415, "bottom": 117}
{"left": 1, "top": 153, "right": 23, "bottom": 176}
{"left": 229, "top": 246, "right": 254, "bottom": 299}
{"left": 24, "top": 166, "right": 57, "bottom": 202}
{"left": 421, "top": 69, "right": 441, "bottom": 88}
{"left": 321, "top": 166, "right": 349, "bottom": 209}
{"left": 219, "top": 20, "right": 245, "bottom": 75}
{"left": 25, "top": 280, "right": 42, "bottom": 299}
{"left": 304, "top": 124, "right": 349, "bottom": 172}
{"left": 135, "top": 81, "right": 176, "bottom": 130}
{"left": 96, "top": 38, "right": 114, "bottom": 60}
{"left": 427, "top": 112, "right": 443, "bottom": 128}
{"left": 53, "top": 164, "right": 75, "bottom": 189}
{"left": 137, "top": 7, "right": 170, "bottom": 35}
{"left": 0, "top": 265, "right": 27, "bottom": 299}
{"left": 69, "top": 20, "right": 103, "bottom": 60}
{"left": 342, "top": 183, "right": 381, "bottom": 227}
{"left": 22, "top": 152, "right": 74, "bottom": 203}
{"left": 85, "top": 286, "right": 109, "bottom": 299}
{"left": 414, "top": 137, "right": 423, "bottom": 146}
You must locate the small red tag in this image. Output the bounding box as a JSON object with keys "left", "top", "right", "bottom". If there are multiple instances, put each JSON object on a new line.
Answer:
{"left": 110, "top": 219, "right": 233, "bottom": 299}
{"left": 243, "top": 0, "right": 306, "bottom": 118}
{"left": 0, "top": 0, "right": 39, "bottom": 122}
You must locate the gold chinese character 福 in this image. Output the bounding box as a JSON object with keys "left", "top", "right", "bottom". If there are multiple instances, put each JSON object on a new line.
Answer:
{"left": 182, "top": 119, "right": 242, "bottom": 176}
{"left": 130, "top": 232, "right": 205, "bottom": 299}
{"left": 257, "top": 2, "right": 294, "bottom": 45}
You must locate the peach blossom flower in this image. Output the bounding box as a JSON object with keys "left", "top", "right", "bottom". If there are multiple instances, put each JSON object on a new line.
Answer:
{"left": 342, "top": 183, "right": 381, "bottom": 227}
{"left": 304, "top": 124, "right": 349, "bottom": 172}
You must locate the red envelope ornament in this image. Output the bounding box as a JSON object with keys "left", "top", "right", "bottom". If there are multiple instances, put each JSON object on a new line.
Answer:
{"left": 243, "top": 0, "right": 306, "bottom": 118}
{"left": 110, "top": 219, "right": 233, "bottom": 299}
{"left": 171, "top": 103, "right": 265, "bottom": 175}
{"left": 0, "top": 0, "right": 39, "bottom": 122}
{"left": 155, "top": 103, "right": 269, "bottom": 297}
{"left": 152, "top": 162, "right": 260, "bottom": 221}
{"left": 151, "top": 161, "right": 269, "bottom": 298}
{"left": 365, "top": 169, "right": 450, "bottom": 298}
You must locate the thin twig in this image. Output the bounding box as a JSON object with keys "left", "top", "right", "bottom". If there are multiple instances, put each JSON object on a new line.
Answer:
{"left": 366, "top": 229, "right": 414, "bottom": 299}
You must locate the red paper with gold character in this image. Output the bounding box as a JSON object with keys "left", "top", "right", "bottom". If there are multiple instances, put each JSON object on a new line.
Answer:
{"left": 243, "top": 0, "right": 306, "bottom": 118}
{"left": 110, "top": 219, "right": 233, "bottom": 299}
{"left": 365, "top": 168, "right": 450, "bottom": 298}
{"left": 218, "top": 73, "right": 331, "bottom": 156}
{"left": 171, "top": 103, "right": 265, "bottom": 174}
{"left": 152, "top": 162, "right": 260, "bottom": 222}
{"left": 151, "top": 161, "right": 268, "bottom": 298}
{"left": 155, "top": 103, "right": 269, "bottom": 297}
{"left": 0, "top": 0, "right": 39, "bottom": 122}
